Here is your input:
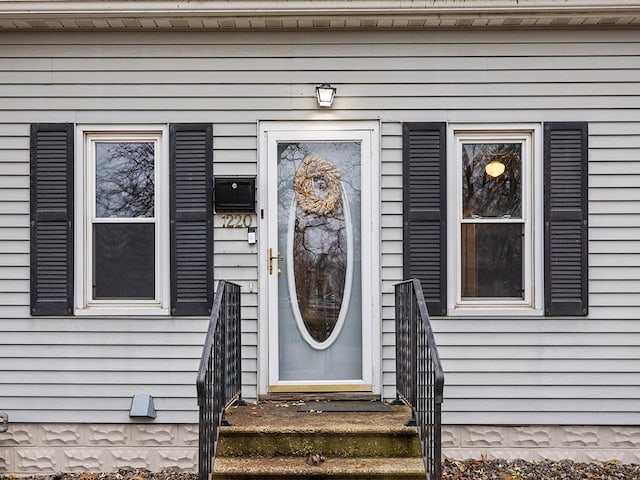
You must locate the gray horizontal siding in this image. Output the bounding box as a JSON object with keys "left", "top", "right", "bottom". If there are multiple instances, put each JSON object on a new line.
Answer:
{"left": 0, "top": 28, "right": 638, "bottom": 425}
{"left": 212, "top": 121, "right": 259, "bottom": 400}
{"left": 381, "top": 121, "right": 404, "bottom": 400}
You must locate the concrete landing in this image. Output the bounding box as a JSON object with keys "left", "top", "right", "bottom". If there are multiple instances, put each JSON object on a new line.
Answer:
{"left": 222, "top": 400, "right": 416, "bottom": 433}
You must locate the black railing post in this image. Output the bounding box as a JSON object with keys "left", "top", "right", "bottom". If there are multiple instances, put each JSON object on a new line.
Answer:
{"left": 395, "top": 279, "right": 444, "bottom": 480}
{"left": 197, "top": 281, "right": 242, "bottom": 480}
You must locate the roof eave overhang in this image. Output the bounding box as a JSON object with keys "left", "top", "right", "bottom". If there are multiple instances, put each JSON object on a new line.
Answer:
{"left": 1, "top": 1, "right": 639, "bottom": 30}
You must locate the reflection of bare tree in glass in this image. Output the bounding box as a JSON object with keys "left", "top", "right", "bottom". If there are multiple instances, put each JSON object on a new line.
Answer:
{"left": 96, "top": 142, "right": 155, "bottom": 218}
{"left": 277, "top": 142, "right": 360, "bottom": 342}
{"left": 293, "top": 201, "right": 347, "bottom": 342}
{"left": 462, "top": 143, "right": 521, "bottom": 218}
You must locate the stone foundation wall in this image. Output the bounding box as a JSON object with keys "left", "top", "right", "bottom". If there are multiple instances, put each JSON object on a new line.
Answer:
{"left": 443, "top": 425, "right": 640, "bottom": 463}
{"left": 2, "top": 424, "right": 640, "bottom": 473}
{"left": 0, "top": 424, "right": 199, "bottom": 474}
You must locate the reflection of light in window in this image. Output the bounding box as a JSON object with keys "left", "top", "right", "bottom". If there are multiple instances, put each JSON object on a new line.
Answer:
{"left": 485, "top": 159, "right": 506, "bottom": 178}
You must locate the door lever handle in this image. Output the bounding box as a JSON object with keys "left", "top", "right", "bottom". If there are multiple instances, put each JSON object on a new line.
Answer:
{"left": 269, "top": 247, "right": 284, "bottom": 275}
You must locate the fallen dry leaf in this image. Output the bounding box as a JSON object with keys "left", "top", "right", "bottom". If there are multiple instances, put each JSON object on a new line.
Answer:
{"left": 78, "top": 475, "right": 98, "bottom": 480}
{"left": 305, "top": 454, "right": 325, "bottom": 466}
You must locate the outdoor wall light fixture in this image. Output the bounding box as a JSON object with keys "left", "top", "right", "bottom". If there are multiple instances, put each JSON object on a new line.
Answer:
{"left": 316, "top": 83, "right": 336, "bottom": 107}
{"left": 485, "top": 159, "right": 506, "bottom": 178}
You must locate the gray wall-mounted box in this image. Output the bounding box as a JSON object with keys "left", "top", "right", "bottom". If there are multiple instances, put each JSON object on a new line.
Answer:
{"left": 214, "top": 177, "right": 256, "bottom": 213}
{"left": 129, "top": 394, "right": 156, "bottom": 418}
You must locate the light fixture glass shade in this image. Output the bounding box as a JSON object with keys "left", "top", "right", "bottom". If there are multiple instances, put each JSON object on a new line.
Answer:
{"left": 316, "top": 83, "right": 336, "bottom": 107}
{"left": 485, "top": 159, "right": 506, "bottom": 178}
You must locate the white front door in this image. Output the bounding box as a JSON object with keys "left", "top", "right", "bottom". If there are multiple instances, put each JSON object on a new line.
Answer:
{"left": 260, "top": 122, "right": 380, "bottom": 394}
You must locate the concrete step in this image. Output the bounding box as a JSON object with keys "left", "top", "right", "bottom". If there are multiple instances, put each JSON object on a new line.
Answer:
{"left": 213, "top": 456, "right": 426, "bottom": 480}
{"left": 217, "top": 426, "right": 421, "bottom": 457}
{"left": 217, "top": 402, "right": 420, "bottom": 458}
{"left": 212, "top": 402, "right": 425, "bottom": 480}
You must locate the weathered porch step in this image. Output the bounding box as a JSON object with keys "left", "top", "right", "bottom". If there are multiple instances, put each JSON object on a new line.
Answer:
{"left": 213, "top": 402, "right": 424, "bottom": 479}
{"left": 213, "top": 456, "right": 426, "bottom": 480}
{"left": 216, "top": 426, "right": 421, "bottom": 457}
{"left": 218, "top": 403, "right": 421, "bottom": 458}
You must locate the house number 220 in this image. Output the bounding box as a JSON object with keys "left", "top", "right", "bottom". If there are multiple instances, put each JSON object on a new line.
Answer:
{"left": 220, "top": 214, "right": 253, "bottom": 228}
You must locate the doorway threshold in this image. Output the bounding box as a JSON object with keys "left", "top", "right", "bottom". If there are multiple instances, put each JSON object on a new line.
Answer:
{"left": 259, "top": 392, "right": 381, "bottom": 402}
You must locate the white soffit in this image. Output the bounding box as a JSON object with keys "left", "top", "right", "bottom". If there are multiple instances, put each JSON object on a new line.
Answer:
{"left": 0, "top": 1, "right": 639, "bottom": 30}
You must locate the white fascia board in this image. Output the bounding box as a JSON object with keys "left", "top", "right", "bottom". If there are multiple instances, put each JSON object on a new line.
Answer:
{"left": 0, "top": 0, "right": 639, "bottom": 26}
{"left": 2, "top": 0, "right": 640, "bottom": 15}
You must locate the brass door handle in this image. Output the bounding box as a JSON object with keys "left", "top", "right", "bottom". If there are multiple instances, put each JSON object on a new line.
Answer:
{"left": 269, "top": 247, "right": 283, "bottom": 275}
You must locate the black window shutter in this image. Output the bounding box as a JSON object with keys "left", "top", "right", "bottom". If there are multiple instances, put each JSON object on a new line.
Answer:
{"left": 30, "top": 123, "right": 74, "bottom": 316}
{"left": 402, "top": 123, "right": 447, "bottom": 315}
{"left": 170, "top": 124, "right": 214, "bottom": 316}
{"left": 544, "top": 122, "right": 589, "bottom": 316}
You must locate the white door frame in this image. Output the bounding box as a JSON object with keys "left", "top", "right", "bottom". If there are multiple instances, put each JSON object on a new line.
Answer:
{"left": 258, "top": 120, "right": 381, "bottom": 396}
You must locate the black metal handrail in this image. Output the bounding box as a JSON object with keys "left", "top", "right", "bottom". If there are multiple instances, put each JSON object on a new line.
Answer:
{"left": 196, "top": 280, "right": 242, "bottom": 480}
{"left": 395, "top": 279, "right": 445, "bottom": 480}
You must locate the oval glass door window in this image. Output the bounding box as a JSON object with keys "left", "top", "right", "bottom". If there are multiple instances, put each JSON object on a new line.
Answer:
{"left": 287, "top": 155, "right": 353, "bottom": 349}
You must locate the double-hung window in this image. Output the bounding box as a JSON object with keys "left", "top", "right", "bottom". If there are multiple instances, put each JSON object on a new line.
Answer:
{"left": 76, "top": 126, "right": 170, "bottom": 315}
{"left": 30, "top": 123, "right": 213, "bottom": 317}
{"left": 449, "top": 127, "right": 543, "bottom": 314}
{"left": 403, "top": 122, "right": 587, "bottom": 318}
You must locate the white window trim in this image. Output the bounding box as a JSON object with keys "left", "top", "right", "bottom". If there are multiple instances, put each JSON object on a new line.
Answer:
{"left": 447, "top": 123, "right": 543, "bottom": 316}
{"left": 74, "top": 124, "right": 170, "bottom": 316}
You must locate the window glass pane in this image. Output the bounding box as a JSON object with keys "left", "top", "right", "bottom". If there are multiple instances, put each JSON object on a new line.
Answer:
{"left": 276, "top": 141, "right": 362, "bottom": 380}
{"left": 461, "top": 223, "right": 523, "bottom": 299}
{"left": 93, "top": 223, "right": 155, "bottom": 299}
{"left": 95, "top": 142, "right": 155, "bottom": 218}
{"left": 462, "top": 143, "right": 522, "bottom": 219}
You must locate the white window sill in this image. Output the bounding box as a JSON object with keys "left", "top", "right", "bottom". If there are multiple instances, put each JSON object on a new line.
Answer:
{"left": 75, "top": 306, "right": 170, "bottom": 316}
{"left": 447, "top": 306, "right": 544, "bottom": 317}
